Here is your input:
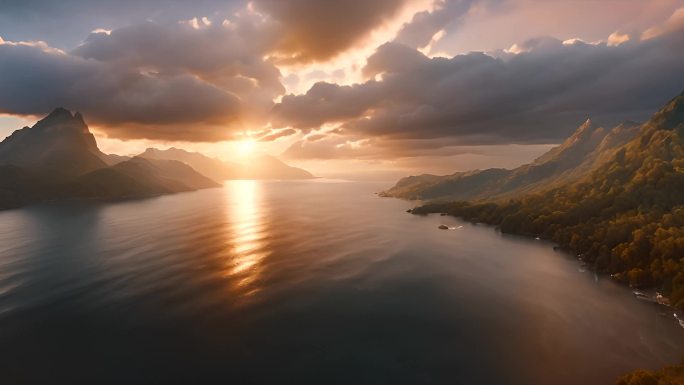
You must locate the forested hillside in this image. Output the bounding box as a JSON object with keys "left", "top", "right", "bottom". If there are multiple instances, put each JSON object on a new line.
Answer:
{"left": 412, "top": 92, "right": 684, "bottom": 308}
{"left": 382, "top": 119, "right": 639, "bottom": 201}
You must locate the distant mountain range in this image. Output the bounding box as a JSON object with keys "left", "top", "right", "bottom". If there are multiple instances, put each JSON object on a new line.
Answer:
{"left": 382, "top": 118, "right": 640, "bottom": 201}
{"left": 0, "top": 108, "right": 312, "bottom": 210}
{"left": 139, "top": 147, "right": 313, "bottom": 181}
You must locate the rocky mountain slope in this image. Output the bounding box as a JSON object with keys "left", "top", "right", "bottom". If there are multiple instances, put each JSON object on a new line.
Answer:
{"left": 0, "top": 109, "right": 219, "bottom": 209}
{"left": 382, "top": 119, "right": 640, "bottom": 201}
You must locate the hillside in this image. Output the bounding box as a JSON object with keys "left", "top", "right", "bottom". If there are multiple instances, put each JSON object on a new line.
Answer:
{"left": 382, "top": 119, "right": 640, "bottom": 201}
{"left": 411, "top": 91, "right": 684, "bottom": 308}
{"left": 100, "top": 152, "right": 130, "bottom": 166}
{"left": 64, "top": 156, "right": 219, "bottom": 199}
{"left": 112, "top": 157, "right": 219, "bottom": 191}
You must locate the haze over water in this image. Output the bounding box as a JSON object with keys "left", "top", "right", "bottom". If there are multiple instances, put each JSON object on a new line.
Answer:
{"left": 0, "top": 180, "right": 682, "bottom": 384}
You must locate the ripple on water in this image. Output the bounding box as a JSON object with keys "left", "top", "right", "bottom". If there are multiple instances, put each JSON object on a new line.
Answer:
{"left": 0, "top": 180, "right": 682, "bottom": 385}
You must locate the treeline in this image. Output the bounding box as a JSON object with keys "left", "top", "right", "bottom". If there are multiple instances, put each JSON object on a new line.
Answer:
{"left": 615, "top": 361, "right": 684, "bottom": 385}
{"left": 413, "top": 94, "right": 684, "bottom": 308}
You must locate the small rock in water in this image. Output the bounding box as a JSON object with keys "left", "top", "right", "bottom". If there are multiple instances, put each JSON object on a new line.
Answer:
{"left": 438, "top": 225, "right": 449, "bottom": 230}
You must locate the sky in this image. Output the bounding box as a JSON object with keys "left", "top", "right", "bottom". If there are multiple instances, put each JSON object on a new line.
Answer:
{"left": 0, "top": 0, "right": 683, "bottom": 179}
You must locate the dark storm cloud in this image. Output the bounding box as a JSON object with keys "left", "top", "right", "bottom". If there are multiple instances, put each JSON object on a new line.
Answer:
{"left": 273, "top": 24, "right": 684, "bottom": 148}
{"left": 252, "top": 0, "right": 410, "bottom": 62}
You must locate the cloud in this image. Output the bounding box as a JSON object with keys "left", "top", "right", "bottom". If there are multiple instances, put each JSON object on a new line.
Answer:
{"left": 273, "top": 16, "right": 684, "bottom": 160}
{"left": 252, "top": 0, "right": 410, "bottom": 63}
{"left": 2, "top": 0, "right": 683, "bottom": 158}
{"left": 271, "top": 81, "right": 386, "bottom": 130}
{"left": 1, "top": 0, "right": 416, "bottom": 63}
{"left": 394, "top": 0, "right": 495, "bottom": 49}
{"left": 0, "top": 0, "right": 245, "bottom": 48}
{"left": 257, "top": 128, "right": 297, "bottom": 142}
{"left": 607, "top": 32, "right": 630, "bottom": 46}
{"left": 0, "top": 13, "right": 287, "bottom": 141}
{"left": 642, "top": 6, "right": 684, "bottom": 40}
{"left": 72, "top": 18, "right": 284, "bottom": 118}
{"left": 0, "top": 0, "right": 425, "bottom": 141}
{"left": 281, "top": 131, "right": 554, "bottom": 165}
{"left": 282, "top": 135, "right": 378, "bottom": 160}
{"left": 0, "top": 39, "right": 246, "bottom": 141}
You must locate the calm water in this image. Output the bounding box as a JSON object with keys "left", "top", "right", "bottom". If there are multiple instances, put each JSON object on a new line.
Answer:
{"left": 0, "top": 180, "right": 682, "bottom": 384}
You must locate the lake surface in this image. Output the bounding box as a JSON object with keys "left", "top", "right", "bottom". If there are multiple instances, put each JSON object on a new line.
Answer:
{"left": 0, "top": 180, "right": 682, "bottom": 384}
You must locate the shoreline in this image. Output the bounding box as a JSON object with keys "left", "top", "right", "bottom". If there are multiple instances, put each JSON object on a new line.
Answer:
{"left": 408, "top": 207, "right": 682, "bottom": 318}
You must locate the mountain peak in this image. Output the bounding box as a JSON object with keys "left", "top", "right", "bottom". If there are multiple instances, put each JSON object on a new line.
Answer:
{"left": 45, "top": 107, "right": 74, "bottom": 120}
{"left": 50, "top": 107, "right": 71, "bottom": 115}
{"left": 579, "top": 118, "right": 593, "bottom": 131}
{"left": 649, "top": 92, "right": 684, "bottom": 130}
{"left": 34, "top": 107, "right": 90, "bottom": 133}
{"left": 566, "top": 118, "right": 597, "bottom": 143}
{"left": 0, "top": 108, "right": 106, "bottom": 177}
{"left": 74, "top": 111, "right": 85, "bottom": 124}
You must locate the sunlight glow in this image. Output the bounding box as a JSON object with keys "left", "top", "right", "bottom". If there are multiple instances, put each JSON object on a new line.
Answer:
{"left": 237, "top": 139, "right": 257, "bottom": 156}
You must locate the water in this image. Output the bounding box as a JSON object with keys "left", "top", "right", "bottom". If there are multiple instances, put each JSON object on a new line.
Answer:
{"left": 0, "top": 180, "right": 682, "bottom": 384}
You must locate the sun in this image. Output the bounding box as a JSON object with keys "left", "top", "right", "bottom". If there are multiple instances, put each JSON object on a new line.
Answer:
{"left": 237, "top": 138, "right": 256, "bottom": 156}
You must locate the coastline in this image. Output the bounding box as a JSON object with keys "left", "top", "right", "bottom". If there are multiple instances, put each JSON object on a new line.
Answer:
{"left": 407, "top": 203, "right": 681, "bottom": 314}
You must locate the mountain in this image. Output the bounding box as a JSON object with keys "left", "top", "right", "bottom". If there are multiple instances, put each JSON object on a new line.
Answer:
{"left": 66, "top": 157, "right": 219, "bottom": 199}
{"left": 382, "top": 119, "right": 640, "bottom": 201}
{"left": 0, "top": 109, "right": 219, "bottom": 210}
{"left": 139, "top": 148, "right": 314, "bottom": 181}
{"left": 410, "top": 91, "right": 684, "bottom": 309}
{"left": 112, "top": 156, "right": 219, "bottom": 191}
{"left": 241, "top": 153, "right": 314, "bottom": 180}
{"left": 100, "top": 153, "right": 130, "bottom": 166}
{"left": 0, "top": 108, "right": 108, "bottom": 178}
{"left": 140, "top": 147, "right": 241, "bottom": 181}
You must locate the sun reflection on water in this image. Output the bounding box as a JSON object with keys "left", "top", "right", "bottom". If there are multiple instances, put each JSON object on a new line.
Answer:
{"left": 224, "top": 180, "right": 270, "bottom": 295}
